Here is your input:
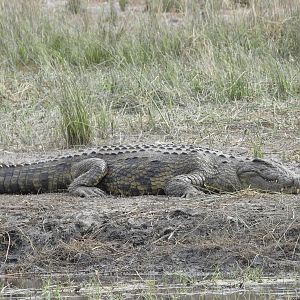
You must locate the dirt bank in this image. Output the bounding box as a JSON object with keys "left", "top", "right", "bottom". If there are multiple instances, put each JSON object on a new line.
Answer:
{"left": 1, "top": 192, "right": 300, "bottom": 276}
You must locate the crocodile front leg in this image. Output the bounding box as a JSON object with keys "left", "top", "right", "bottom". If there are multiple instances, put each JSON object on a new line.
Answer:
{"left": 68, "top": 158, "right": 108, "bottom": 197}
{"left": 164, "top": 172, "right": 205, "bottom": 197}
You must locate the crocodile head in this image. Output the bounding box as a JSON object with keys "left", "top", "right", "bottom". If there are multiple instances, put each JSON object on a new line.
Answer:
{"left": 237, "top": 158, "right": 300, "bottom": 194}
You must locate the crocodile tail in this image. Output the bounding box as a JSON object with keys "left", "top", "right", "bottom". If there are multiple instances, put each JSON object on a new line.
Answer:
{"left": 0, "top": 162, "right": 72, "bottom": 194}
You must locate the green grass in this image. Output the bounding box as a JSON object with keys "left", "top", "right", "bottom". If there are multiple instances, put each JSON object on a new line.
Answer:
{"left": 57, "top": 70, "right": 93, "bottom": 146}
{"left": 250, "top": 135, "right": 265, "bottom": 158}
{"left": 146, "top": 0, "right": 184, "bottom": 13}
{"left": 0, "top": 0, "right": 299, "bottom": 151}
{"left": 66, "top": 0, "right": 82, "bottom": 14}
{"left": 119, "top": 0, "right": 128, "bottom": 12}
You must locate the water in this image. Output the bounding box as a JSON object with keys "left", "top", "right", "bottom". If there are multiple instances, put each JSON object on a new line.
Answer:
{"left": 1, "top": 273, "right": 300, "bottom": 299}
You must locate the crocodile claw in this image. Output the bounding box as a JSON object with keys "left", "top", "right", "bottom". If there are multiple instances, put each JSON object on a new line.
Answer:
{"left": 70, "top": 186, "right": 107, "bottom": 198}
{"left": 181, "top": 188, "right": 204, "bottom": 198}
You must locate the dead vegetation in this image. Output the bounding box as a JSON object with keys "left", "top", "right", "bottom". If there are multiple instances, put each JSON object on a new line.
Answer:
{"left": 0, "top": 0, "right": 300, "bottom": 280}
{"left": 1, "top": 192, "right": 300, "bottom": 275}
{"left": 0, "top": 0, "right": 300, "bottom": 152}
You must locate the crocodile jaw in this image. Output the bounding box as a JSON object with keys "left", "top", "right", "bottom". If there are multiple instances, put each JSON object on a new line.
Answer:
{"left": 237, "top": 158, "right": 300, "bottom": 194}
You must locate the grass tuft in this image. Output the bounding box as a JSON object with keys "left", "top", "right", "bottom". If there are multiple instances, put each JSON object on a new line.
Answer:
{"left": 66, "top": 0, "right": 82, "bottom": 14}
{"left": 119, "top": 0, "right": 128, "bottom": 12}
{"left": 57, "top": 72, "right": 93, "bottom": 146}
{"left": 146, "top": 0, "right": 184, "bottom": 13}
{"left": 251, "top": 136, "right": 265, "bottom": 159}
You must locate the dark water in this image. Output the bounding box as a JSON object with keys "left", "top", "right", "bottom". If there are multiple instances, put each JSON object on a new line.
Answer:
{"left": 1, "top": 273, "right": 300, "bottom": 299}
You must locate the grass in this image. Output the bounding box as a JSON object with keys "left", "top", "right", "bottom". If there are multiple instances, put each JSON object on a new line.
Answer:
{"left": 0, "top": 0, "right": 299, "bottom": 153}
{"left": 119, "top": 0, "right": 128, "bottom": 12}
{"left": 146, "top": 0, "right": 184, "bottom": 12}
{"left": 2, "top": 271, "right": 299, "bottom": 299}
{"left": 56, "top": 68, "right": 93, "bottom": 146}
{"left": 66, "top": 0, "right": 82, "bottom": 14}
{"left": 250, "top": 135, "right": 265, "bottom": 158}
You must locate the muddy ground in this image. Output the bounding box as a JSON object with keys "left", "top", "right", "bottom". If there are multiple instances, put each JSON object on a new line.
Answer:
{"left": 1, "top": 0, "right": 300, "bottom": 283}
{"left": 1, "top": 191, "right": 300, "bottom": 276}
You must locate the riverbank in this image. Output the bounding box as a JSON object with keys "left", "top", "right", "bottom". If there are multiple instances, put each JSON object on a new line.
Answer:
{"left": 1, "top": 192, "right": 299, "bottom": 276}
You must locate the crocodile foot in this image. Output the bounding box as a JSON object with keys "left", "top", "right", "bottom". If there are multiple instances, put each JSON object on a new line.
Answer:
{"left": 181, "top": 188, "right": 205, "bottom": 198}
{"left": 69, "top": 186, "right": 107, "bottom": 197}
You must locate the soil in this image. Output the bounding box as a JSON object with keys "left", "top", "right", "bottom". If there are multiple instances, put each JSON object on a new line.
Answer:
{"left": 1, "top": 191, "right": 300, "bottom": 276}
{"left": 1, "top": 0, "right": 300, "bottom": 282}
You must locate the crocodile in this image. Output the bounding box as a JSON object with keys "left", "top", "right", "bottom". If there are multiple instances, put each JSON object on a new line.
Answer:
{"left": 0, "top": 143, "right": 299, "bottom": 197}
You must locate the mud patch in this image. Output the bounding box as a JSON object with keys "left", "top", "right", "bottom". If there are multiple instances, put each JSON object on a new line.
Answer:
{"left": 1, "top": 192, "right": 300, "bottom": 275}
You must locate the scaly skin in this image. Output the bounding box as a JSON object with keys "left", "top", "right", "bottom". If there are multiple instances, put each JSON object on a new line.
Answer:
{"left": 0, "top": 144, "right": 299, "bottom": 197}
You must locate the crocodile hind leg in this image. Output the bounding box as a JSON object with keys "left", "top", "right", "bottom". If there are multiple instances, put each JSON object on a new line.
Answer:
{"left": 68, "top": 158, "right": 108, "bottom": 197}
{"left": 164, "top": 173, "right": 205, "bottom": 197}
